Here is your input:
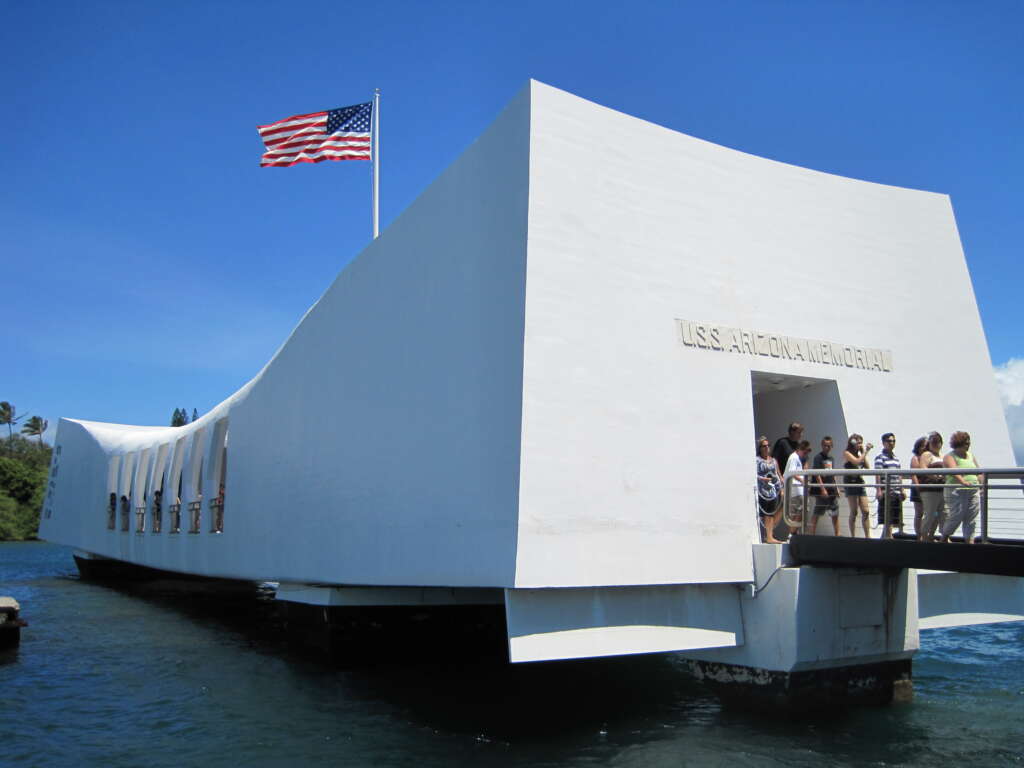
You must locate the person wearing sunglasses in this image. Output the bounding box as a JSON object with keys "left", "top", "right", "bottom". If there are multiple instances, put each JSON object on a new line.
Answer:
{"left": 810, "top": 436, "right": 841, "bottom": 536}
{"left": 918, "top": 432, "right": 946, "bottom": 541}
{"left": 756, "top": 437, "right": 784, "bottom": 543}
{"left": 941, "top": 431, "right": 982, "bottom": 543}
{"left": 874, "top": 433, "right": 905, "bottom": 538}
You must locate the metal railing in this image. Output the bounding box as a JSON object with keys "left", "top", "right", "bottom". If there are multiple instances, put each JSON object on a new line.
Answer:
{"left": 101, "top": 493, "right": 227, "bottom": 538}
{"left": 187, "top": 501, "right": 202, "bottom": 534}
{"left": 168, "top": 503, "right": 182, "bottom": 534}
{"left": 783, "top": 466, "right": 1024, "bottom": 541}
{"left": 209, "top": 500, "right": 224, "bottom": 533}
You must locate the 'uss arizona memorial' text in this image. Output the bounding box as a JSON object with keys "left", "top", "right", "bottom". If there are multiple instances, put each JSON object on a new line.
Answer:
{"left": 676, "top": 319, "right": 894, "bottom": 373}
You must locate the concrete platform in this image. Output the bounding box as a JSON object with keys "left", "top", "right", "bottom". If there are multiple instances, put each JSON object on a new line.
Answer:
{"left": 788, "top": 534, "right": 1024, "bottom": 577}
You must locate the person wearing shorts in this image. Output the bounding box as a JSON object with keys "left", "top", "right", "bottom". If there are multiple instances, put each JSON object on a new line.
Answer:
{"left": 784, "top": 440, "right": 813, "bottom": 534}
{"left": 874, "top": 433, "right": 906, "bottom": 538}
{"left": 810, "top": 436, "right": 840, "bottom": 535}
{"left": 843, "top": 433, "right": 872, "bottom": 537}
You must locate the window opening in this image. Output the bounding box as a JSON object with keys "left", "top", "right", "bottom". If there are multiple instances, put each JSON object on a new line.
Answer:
{"left": 207, "top": 419, "right": 229, "bottom": 533}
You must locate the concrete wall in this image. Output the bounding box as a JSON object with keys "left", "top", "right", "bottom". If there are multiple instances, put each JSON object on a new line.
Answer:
{"left": 505, "top": 584, "right": 744, "bottom": 662}
{"left": 682, "top": 545, "right": 919, "bottom": 673}
{"left": 514, "top": 81, "right": 1018, "bottom": 592}
{"left": 40, "top": 81, "right": 1017, "bottom": 604}
{"left": 41, "top": 86, "right": 532, "bottom": 586}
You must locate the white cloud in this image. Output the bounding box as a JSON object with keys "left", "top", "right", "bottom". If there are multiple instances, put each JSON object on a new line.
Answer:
{"left": 994, "top": 358, "right": 1024, "bottom": 465}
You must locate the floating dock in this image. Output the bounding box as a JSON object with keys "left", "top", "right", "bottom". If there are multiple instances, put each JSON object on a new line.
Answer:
{"left": 0, "top": 597, "right": 26, "bottom": 649}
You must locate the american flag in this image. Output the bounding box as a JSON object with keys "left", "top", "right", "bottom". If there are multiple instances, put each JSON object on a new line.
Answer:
{"left": 257, "top": 102, "right": 372, "bottom": 168}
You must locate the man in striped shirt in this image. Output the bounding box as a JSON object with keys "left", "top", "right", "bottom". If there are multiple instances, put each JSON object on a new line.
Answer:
{"left": 874, "top": 432, "right": 906, "bottom": 538}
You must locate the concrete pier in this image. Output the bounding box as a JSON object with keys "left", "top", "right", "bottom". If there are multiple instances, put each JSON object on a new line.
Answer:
{"left": 678, "top": 544, "right": 918, "bottom": 705}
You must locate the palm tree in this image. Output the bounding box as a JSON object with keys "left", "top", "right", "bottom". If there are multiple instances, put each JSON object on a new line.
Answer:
{"left": 0, "top": 401, "right": 21, "bottom": 444}
{"left": 22, "top": 415, "right": 48, "bottom": 444}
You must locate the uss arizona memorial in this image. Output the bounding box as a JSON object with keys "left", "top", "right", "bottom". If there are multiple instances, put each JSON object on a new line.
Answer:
{"left": 41, "top": 82, "right": 1023, "bottom": 692}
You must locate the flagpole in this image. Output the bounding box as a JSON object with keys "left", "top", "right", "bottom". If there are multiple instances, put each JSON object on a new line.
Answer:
{"left": 372, "top": 88, "right": 380, "bottom": 239}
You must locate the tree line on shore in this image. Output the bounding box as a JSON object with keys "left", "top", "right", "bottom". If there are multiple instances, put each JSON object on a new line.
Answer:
{"left": 0, "top": 402, "right": 51, "bottom": 541}
{"left": 171, "top": 407, "right": 200, "bottom": 427}
{"left": 0, "top": 402, "right": 205, "bottom": 540}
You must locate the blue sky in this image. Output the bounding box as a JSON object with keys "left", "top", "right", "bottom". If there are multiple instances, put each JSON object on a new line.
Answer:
{"left": 3, "top": 1, "right": 1022, "bottom": 455}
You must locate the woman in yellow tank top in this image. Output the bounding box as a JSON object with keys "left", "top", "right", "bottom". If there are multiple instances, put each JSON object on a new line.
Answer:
{"left": 940, "top": 431, "right": 982, "bottom": 543}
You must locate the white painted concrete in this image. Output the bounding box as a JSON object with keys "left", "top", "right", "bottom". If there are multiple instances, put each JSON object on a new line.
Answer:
{"left": 42, "top": 85, "right": 532, "bottom": 586}
{"left": 505, "top": 584, "right": 743, "bottom": 663}
{"left": 275, "top": 584, "right": 503, "bottom": 607}
{"left": 39, "top": 81, "right": 1021, "bottom": 664}
{"left": 917, "top": 570, "right": 1024, "bottom": 629}
{"left": 683, "top": 546, "right": 919, "bottom": 673}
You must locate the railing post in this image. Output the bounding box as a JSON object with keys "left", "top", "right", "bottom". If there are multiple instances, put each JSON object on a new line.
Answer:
{"left": 188, "top": 501, "right": 201, "bottom": 534}
{"left": 882, "top": 473, "right": 891, "bottom": 539}
{"left": 784, "top": 475, "right": 791, "bottom": 531}
{"left": 801, "top": 487, "right": 808, "bottom": 534}
{"left": 980, "top": 473, "right": 989, "bottom": 544}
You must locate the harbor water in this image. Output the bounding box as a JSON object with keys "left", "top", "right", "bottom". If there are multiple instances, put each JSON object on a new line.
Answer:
{"left": 1, "top": 541, "right": 1022, "bottom": 767}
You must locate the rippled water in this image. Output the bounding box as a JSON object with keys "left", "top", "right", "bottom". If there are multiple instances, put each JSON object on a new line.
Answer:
{"left": 1, "top": 542, "right": 1022, "bottom": 767}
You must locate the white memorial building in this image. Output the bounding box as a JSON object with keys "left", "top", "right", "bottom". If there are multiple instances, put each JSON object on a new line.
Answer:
{"left": 40, "top": 82, "right": 1022, "bottom": 695}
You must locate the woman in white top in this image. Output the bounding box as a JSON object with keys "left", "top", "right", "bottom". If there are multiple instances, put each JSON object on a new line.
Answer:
{"left": 784, "top": 440, "right": 812, "bottom": 535}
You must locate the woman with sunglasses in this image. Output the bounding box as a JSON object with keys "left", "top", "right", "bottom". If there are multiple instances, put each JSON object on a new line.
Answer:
{"left": 756, "top": 437, "right": 784, "bottom": 543}
{"left": 941, "top": 431, "right": 982, "bottom": 543}
{"left": 918, "top": 432, "right": 946, "bottom": 541}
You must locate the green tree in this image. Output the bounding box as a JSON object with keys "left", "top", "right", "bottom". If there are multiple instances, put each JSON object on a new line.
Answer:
{"left": 21, "top": 415, "right": 48, "bottom": 444}
{"left": 0, "top": 434, "right": 50, "bottom": 540}
{"left": 0, "top": 457, "right": 45, "bottom": 505}
{"left": 0, "top": 449, "right": 48, "bottom": 540}
{"left": 4, "top": 435, "right": 52, "bottom": 472}
{"left": 192, "top": 408, "right": 199, "bottom": 422}
{"left": 0, "top": 401, "right": 22, "bottom": 444}
{"left": 171, "top": 408, "right": 186, "bottom": 427}
{"left": 0, "top": 488, "right": 41, "bottom": 541}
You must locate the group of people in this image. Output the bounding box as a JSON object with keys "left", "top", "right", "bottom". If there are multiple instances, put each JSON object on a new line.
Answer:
{"left": 755, "top": 422, "right": 983, "bottom": 544}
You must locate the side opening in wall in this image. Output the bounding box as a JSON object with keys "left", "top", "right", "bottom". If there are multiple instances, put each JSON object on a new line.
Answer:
{"left": 167, "top": 436, "right": 188, "bottom": 534}
{"left": 751, "top": 371, "right": 849, "bottom": 540}
{"left": 118, "top": 453, "right": 136, "bottom": 532}
{"left": 206, "top": 418, "right": 229, "bottom": 533}
{"left": 150, "top": 443, "right": 170, "bottom": 534}
{"left": 106, "top": 455, "right": 121, "bottom": 530}
{"left": 186, "top": 428, "right": 207, "bottom": 534}
{"left": 133, "top": 449, "right": 151, "bottom": 533}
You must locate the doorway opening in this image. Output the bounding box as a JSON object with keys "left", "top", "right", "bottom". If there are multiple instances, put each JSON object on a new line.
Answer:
{"left": 751, "top": 371, "right": 849, "bottom": 540}
{"left": 751, "top": 372, "right": 848, "bottom": 449}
